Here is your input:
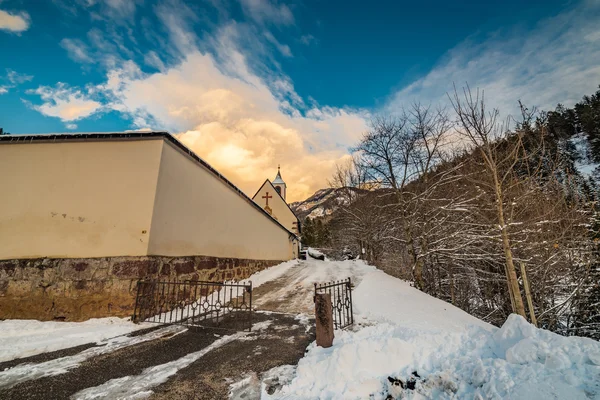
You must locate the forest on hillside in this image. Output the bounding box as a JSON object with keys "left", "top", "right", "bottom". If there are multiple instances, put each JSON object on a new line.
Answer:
{"left": 302, "top": 86, "right": 600, "bottom": 340}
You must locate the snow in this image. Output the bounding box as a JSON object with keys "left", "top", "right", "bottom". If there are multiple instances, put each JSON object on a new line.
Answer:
{"left": 249, "top": 258, "right": 375, "bottom": 314}
{"left": 70, "top": 320, "right": 272, "bottom": 400}
{"left": 354, "top": 269, "right": 493, "bottom": 333}
{"left": 243, "top": 259, "right": 299, "bottom": 288}
{"left": 265, "top": 261, "right": 600, "bottom": 400}
{"left": 2, "top": 258, "right": 598, "bottom": 399}
{"left": 231, "top": 365, "right": 296, "bottom": 400}
{"left": 0, "top": 325, "right": 186, "bottom": 390}
{"left": 570, "top": 132, "right": 599, "bottom": 177}
{"left": 307, "top": 247, "right": 326, "bottom": 260}
{"left": 0, "top": 317, "right": 149, "bottom": 363}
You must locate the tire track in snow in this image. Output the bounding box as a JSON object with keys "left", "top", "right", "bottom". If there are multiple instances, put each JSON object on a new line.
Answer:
{"left": 70, "top": 322, "right": 275, "bottom": 399}
{"left": 0, "top": 325, "right": 187, "bottom": 390}
{"left": 252, "top": 259, "right": 373, "bottom": 314}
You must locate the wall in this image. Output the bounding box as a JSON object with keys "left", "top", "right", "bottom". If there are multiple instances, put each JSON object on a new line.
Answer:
{"left": 253, "top": 180, "right": 299, "bottom": 235}
{"left": 0, "top": 255, "right": 282, "bottom": 321}
{"left": 0, "top": 139, "right": 163, "bottom": 259}
{"left": 148, "top": 141, "right": 294, "bottom": 261}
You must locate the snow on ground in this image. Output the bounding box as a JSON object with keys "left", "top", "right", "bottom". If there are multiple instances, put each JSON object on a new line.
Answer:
{"left": 0, "top": 317, "right": 149, "bottom": 363}
{"left": 354, "top": 269, "right": 493, "bottom": 333}
{"left": 250, "top": 258, "right": 375, "bottom": 314}
{"left": 0, "top": 325, "right": 186, "bottom": 390}
{"left": 243, "top": 259, "right": 299, "bottom": 288}
{"left": 261, "top": 261, "right": 600, "bottom": 400}
{"left": 71, "top": 319, "right": 273, "bottom": 400}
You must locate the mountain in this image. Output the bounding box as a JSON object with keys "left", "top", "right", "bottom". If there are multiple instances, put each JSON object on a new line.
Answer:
{"left": 290, "top": 187, "right": 364, "bottom": 221}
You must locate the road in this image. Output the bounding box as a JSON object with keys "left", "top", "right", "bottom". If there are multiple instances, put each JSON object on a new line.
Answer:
{"left": 0, "top": 259, "right": 368, "bottom": 400}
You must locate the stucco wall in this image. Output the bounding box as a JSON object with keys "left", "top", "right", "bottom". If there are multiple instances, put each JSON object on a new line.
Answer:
{"left": 0, "top": 139, "right": 163, "bottom": 259}
{"left": 254, "top": 181, "right": 298, "bottom": 235}
{"left": 148, "top": 141, "right": 294, "bottom": 261}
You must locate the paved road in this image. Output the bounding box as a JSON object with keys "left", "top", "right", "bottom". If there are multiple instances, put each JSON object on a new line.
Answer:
{"left": 0, "top": 312, "right": 313, "bottom": 400}
{"left": 0, "top": 259, "right": 369, "bottom": 399}
{"left": 0, "top": 261, "right": 326, "bottom": 400}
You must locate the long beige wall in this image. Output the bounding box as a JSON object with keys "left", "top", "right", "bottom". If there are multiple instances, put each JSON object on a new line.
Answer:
{"left": 0, "top": 139, "right": 163, "bottom": 259}
{"left": 254, "top": 181, "right": 298, "bottom": 234}
{"left": 148, "top": 141, "right": 293, "bottom": 260}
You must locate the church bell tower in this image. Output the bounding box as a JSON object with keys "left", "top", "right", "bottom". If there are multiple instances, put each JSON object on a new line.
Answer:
{"left": 272, "top": 165, "right": 287, "bottom": 201}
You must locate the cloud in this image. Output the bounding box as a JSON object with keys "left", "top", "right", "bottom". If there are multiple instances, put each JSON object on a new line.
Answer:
{"left": 65, "top": 123, "right": 78, "bottom": 130}
{"left": 144, "top": 51, "right": 166, "bottom": 71}
{"left": 154, "top": 0, "right": 199, "bottom": 56}
{"left": 0, "top": 69, "right": 33, "bottom": 94}
{"left": 299, "top": 34, "right": 316, "bottom": 46}
{"left": 80, "top": 0, "right": 138, "bottom": 20}
{"left": 239, "top": 0, "right": 294, "bottom": 26}
{"left": 6, "top": 69, "right": 33, "bottom": 84}
{"left": 29, "top": 84, "right": 102, "bottom": 121}
{"left": 60, "top": 38, "right": 94, "bottom": 63}
{"left": 264, "top": 31, "right": 292, "bottom": 57}
{"left": 388, "top": 0, "right": 600, "bottom": 118}
{"left": 100, "top": 46, "right": 368, "bottom": 201}
{"left": 0, "top": 9, "right": 30, "bottom": 33}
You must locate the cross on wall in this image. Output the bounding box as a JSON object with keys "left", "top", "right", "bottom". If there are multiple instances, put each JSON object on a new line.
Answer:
{"left": 262, "top": 192, "right": 273, "bottom": 206}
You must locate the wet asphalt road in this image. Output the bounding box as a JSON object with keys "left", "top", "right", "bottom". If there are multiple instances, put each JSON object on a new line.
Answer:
{"left": 0, "top": 312, "right": 314, "bottom": 400}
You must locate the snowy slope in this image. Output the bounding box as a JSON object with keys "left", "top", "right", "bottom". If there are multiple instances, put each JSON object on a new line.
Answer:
{"left": 571, "top": 132, "right": 600, "bottom": 177}
{"left": 253, "top": 261, "right": 600, "bottom": 400}
{"left": 290, "top": 187, "right": 364, "bottom": 221}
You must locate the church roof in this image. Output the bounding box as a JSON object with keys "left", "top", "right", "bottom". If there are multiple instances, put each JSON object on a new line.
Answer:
{"left": 272, "top": 167, "right": 286, "bottom": 185}
{"left": 0, "top": 131, "right": 299, "bottom": 239}
{"left": 252, "top": 179, "right": 299, "bottom": 222}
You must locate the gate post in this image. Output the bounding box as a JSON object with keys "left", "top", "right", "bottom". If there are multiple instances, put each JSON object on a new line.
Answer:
{"left": 315, "top": 292, "right": 334, "bottom": 348}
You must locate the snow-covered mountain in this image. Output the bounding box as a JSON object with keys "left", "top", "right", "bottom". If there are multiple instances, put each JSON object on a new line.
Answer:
{"left": 290, "top": 187, "right": 364, "bottom": 220}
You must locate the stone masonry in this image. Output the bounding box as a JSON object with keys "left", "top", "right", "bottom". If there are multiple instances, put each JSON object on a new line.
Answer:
{"left": 0, "top": 256, "right": 281, "bottom": 321}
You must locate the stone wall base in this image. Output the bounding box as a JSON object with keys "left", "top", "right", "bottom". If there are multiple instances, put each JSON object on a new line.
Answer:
{"left": 0, "top": 255, "right": 282, "bottom": 321}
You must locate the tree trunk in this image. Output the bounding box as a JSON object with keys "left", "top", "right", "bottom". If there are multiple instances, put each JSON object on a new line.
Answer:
{"left": 520, "top": 262, "right": 538, "bottom": 326}
{"left": 494, "top": 176, "right": 526, "bottom": 317}
{"left": 449, "top": 264, "right": 455, "bottom": 305}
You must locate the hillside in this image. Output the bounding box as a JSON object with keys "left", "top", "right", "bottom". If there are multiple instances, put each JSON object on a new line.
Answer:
{"left": 290, "top": 187, "right": 365, "bottom": 221}
{"left": 240, "top": 259, "right": 600, "bottom": 399}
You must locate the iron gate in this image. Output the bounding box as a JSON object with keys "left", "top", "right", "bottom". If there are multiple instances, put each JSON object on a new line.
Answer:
{"left": 314, "top": 277, "right": 354, "bottom": 329}
{"left": 133, "top": 279, "right": 253, "bottom": 331}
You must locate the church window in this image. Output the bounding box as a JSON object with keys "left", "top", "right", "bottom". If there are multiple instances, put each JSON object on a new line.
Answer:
{"left": 275, "top": 186, "right": 281, "bottom": 195}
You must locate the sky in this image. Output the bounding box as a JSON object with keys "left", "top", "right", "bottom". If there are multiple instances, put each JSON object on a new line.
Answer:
{"left": 1, "top": 0, "right": 599, "bottom": 201}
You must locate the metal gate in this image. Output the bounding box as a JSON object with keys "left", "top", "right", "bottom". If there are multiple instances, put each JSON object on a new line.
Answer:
{"left": 133, "top": 279, "right": 253, "bottom": 331}
{"left": 314, "top": 277, "right": 354, "bottom": 329}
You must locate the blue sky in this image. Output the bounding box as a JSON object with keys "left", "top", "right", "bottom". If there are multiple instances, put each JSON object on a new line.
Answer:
{"left": 1, "top": 0, "right": 599, "bottom": 199}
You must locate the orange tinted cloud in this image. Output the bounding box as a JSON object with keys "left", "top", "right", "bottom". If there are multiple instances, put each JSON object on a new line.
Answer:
{"left": 105, "top": 51, "right": 368, "bottom": 202}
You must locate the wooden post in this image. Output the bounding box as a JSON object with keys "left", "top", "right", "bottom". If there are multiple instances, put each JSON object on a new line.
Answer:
{"left": 315, "top": 293, "right": 334, "bottom": 348}
{"left": 520, "top": 262, "right": 538, "bottom": 327}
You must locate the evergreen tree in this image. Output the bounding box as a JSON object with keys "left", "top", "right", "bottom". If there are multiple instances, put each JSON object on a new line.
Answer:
{"left": 302, "top": 217, "right": 316, "bottom": 247}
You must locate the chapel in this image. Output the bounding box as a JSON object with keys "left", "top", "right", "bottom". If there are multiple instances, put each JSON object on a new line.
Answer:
{"left": 252, "top": 166, "right": 300, "bottom": 236}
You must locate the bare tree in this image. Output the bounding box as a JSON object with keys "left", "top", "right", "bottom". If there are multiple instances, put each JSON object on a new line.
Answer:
{"left": 449, "top": 85, "right": 529, "bottom": 317}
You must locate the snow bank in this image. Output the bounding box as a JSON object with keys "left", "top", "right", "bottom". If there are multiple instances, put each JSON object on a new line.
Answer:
{"left": 0, "top": 317, "right": 148, "bottom": 362}
{"left": 275, "top": 315, "right": 600, "bottom": 399}
{"left": 271, "top": 263, "right": 600, "bottom": 399}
